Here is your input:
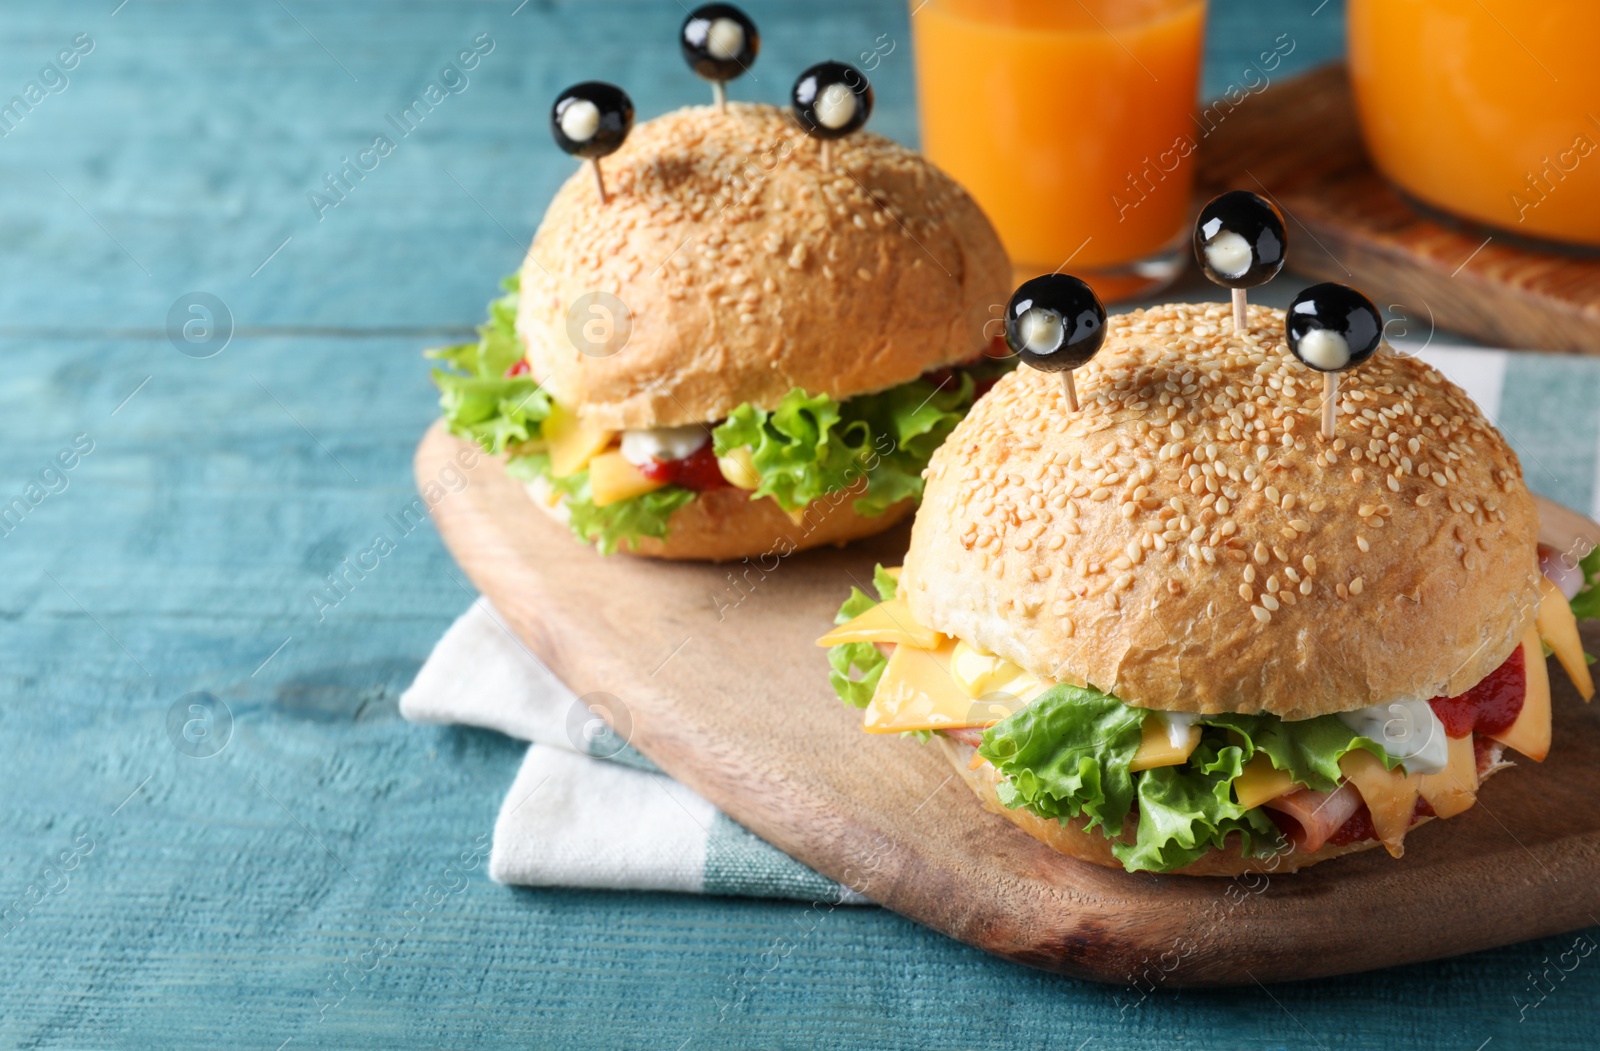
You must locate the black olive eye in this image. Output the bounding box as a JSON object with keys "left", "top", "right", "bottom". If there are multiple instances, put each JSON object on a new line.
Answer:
{"left": 680, "top": 4, "right": 760, "bottom": 85}
{"left": 1004, "top": 275, "right": 1107, "bottom": 373}
{"left": 550, "top": 82, "right": 634, "bottom": 160}
{"left": 1194, "top": 190, "right": 1287, "bottom": 289}
{"left": 1286, "top": 283, "right": 1383, "bottom": 373}
{"left": 792, "top": 61, "right": 873, "bottom": 139}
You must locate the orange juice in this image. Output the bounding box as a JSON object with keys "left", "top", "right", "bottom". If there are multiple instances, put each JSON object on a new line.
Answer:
{"left": 912, "top": 0, "right": 1206, "bottom": 298}
{"left": 1348, "top": 0, "right": 1600, "bottom": 249}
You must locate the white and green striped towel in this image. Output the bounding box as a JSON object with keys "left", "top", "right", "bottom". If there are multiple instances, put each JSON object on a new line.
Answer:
{"left": 400, "top": 596, "right": 868, "bottom": 903}
{"left": 401, "top": 342, "right": 1587, "bottom": 901}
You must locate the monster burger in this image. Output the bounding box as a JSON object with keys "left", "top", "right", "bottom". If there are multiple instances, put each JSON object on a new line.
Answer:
{"left": 430, "top": 70, "right": 1010, "bottom": 560}
{"left": 819, "top": 295, "right": 1595, "bottom": 875}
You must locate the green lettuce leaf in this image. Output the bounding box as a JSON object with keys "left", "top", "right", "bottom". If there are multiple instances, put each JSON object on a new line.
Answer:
{"left": 712, "top": 363, "right": 1007, "bottom": 517}
{"left": 978, "top": 685, "right": 1145, "bottom": 836}
{"left": 1195, "top": 713, "right": 1395, "bottom": 793}
{"left": 1569, "top": 544, "right": 1600, "bottom": 620}
{"left": 428, "top": 274, "right": 552, "bottom": 456}
{"left": 506, "top": 454, "right": 695, "bottom": 556}
{"left": 824, "top": 565, "right": 899, "bottom": 709}
{"left": 432, "top": 277, "right": 692, "bottom": 554}
{"left": 973, "top": 686, "right": 1398, "bottom": 874}
{"left": 1114, "top": 750, "right": 1283, "bottom": 873}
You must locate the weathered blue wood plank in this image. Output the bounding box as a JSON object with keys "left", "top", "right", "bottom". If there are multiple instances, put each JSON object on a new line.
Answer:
{"left": 0, "top": 0, "right": 1344, "bottom": 334}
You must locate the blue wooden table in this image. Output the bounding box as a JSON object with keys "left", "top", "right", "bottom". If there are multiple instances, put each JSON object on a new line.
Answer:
{"left": 3, "top": 2, "right": 1595, "bottom": 1047}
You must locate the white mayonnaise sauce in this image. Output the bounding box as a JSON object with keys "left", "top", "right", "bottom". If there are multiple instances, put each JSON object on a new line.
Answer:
{"left": 620, "top": 424, "right": 710, "bottom": 466}
{"left": 559, "top": 99, "right": 601, "bottom": 143}
{"left": 1163, "top": 711, "right": 1200, "bottom": 750}
{"left": 815, "top": 83, "right": 857, "bottom": 130}
{"left": 707, "top": 18, "right": 745, "bottom": 60}
{"left": 1203, "top": 230, "right": 1252, "bottom": 279}
{"left": 1336, "top": 699, "right": 1449, "bottom": 775}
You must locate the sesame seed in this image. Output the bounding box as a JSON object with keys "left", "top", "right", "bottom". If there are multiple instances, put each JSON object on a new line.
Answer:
{"left": 1252, "top": 605, "right": 1272, "bottom": 624}
{"left": 1350, "top": 576, "right": 1364, "bottom": 595}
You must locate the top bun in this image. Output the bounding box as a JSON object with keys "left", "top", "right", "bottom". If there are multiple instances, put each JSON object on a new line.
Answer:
{"left": 903, "top": 302, "right": 1542, "bottom": 721}
{"left": 516, "top": 103, "right": 1010, "bottom": 430}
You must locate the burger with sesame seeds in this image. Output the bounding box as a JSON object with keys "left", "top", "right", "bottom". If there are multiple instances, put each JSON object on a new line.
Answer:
{"left": 818, "top": 299, "right": 1597, "bottom": 875}
{"left": 428, "top": 95, "right": 1011, "bottom": 560}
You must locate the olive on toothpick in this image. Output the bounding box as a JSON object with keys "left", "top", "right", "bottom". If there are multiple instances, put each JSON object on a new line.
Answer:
{"left": 1285, "top": 282, "right": 1383, "bottom": 440}
{"left": 1194, "top": 190, "right": 1287, "bottom": 333}
{"left": 680, "top": 4, "right": 760, "bottom": 111}
{"left": 550, "top": 82, "right": 635, "bottom": 204}
{"left": 1003, "top": 274, "right": 1108, "bottom": 414}
{"left": 791, "top": 61, "right": 873, "bottom": 171}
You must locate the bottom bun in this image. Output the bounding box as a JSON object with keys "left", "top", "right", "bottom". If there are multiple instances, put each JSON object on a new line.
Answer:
{"left": 525, "top": 476, "right": 911, "bottom": 562}
{"left": 936, "top": 737, "right": 1507, "bottom": 877}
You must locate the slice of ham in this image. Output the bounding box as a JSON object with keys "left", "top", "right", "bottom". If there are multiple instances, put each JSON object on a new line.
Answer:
{"left": 1539, "top": 542, "right": 1586, "bottom": 601}
{"left": 943, "top": 727, "right": 985, "bottom": 749}
{"left": 1263, "top": 783, "right": 1363, "bottom": 854}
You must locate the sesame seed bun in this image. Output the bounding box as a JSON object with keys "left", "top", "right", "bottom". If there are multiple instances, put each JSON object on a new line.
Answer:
{"left": 902, "top": 302, "right": 1543, "bottom": 721}
{"left": 515, "top": 103, "right": 1010, "bottom": 431}
{"left": 524, "top": 475, "right": 911, "bottom": 562}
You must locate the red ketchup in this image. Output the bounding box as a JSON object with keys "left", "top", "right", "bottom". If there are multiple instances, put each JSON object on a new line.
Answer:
{"left": 1322, "top": 797, "right": 1437, "bottom": 848}
{"left": 1325, "top": 806, "right": 1376, "bottom": 848}
{"left": 1310, "top": 645, "right": 1529, "bottom": 850}
{"left": 1428, "top": 642, "right": 1526, "bottom": 738}
{"left": 505, "top": 359, "right": 531, "bottom": 377}
{"left": 637, "top": 443, "right": 729, "bottom": 492}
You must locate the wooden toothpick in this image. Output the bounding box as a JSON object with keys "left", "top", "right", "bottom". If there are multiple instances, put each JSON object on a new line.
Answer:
{"left": 1061, "top": 371, "right": 1079, "bottom": 413}
{"left": 590, "top": 159, "right": 608, "bottom": 204}
{"left": 821, "top": 138, "right": 831, "bottom": 172}
{"left": 1322, "top": 373, "right": 1338, "bottom": 440}
{"left": 712, "top": 80, "right": 727, "bottom": 112}
{"left": 1232, "top": 288, "right": 1247, "bottom": 333}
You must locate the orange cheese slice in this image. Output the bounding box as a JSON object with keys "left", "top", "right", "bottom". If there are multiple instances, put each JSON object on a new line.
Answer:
{"left": 1339, "top": 748, "right": 1423, "bottom": 858}
{"left": 587, "top": 451, "right": 669, "bottom": 507}
{"left": 862, "top": 637, "right": 1038, "bottom": 735}
{"left": 1416, "top": 732, "right": 1479, "bottom": 819}
{"left": 1233, "top": 753, "right": 1297, "bottom": 810}
{"left": 1536, "top": 575, "right": 1594, "bottom": 700}
{"left": 544, "top": 402, "right": 616, "bottom": 479}
{"left": 1491, "top": 628, "right": 1551, "bottom": 761}
{"left": 1128, "top": 717, "right": 1202, "bottom": 772}
{"left": 815, "top": 599, "right": 941, "bottom": 650}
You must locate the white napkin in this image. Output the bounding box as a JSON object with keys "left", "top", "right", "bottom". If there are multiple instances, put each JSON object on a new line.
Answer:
{"left": 401, "top": 599, "right": 867, "bottom": 903}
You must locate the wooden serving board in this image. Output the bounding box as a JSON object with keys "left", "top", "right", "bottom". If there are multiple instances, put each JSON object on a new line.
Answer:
{"left": 1196, "top": 63, "right": 1600, "bottom": 355}
{"left": 419, "top": 422, "right": 1600, "bottom": 986}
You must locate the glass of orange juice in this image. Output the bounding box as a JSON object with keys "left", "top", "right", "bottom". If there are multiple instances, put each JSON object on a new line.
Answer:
{"left": 1347, "top": 0, "right": 1600, "bottom": 250}
{"left": 911, "top": 0, "right": 1207, "bottom": 301}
